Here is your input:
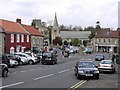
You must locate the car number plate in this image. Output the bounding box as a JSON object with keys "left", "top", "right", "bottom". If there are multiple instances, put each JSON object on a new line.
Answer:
{"left": 86, "top": 74, "right": 93, "bottom": 76}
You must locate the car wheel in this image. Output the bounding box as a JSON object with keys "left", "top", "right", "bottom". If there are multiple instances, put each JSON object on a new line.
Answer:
{"left": 19, "top": 61, "right": 23, "bottom": 65}
{"left": 2, "top": 70, "right": 8, "bottom": 77}
{"left": 95, "top": 75, "right": 99, "bottom": 79}
{"left": 75, "top": 73, "right": 77, "bottom": 76}
{"left": 52, "top": 61, "right": 55, "bottom": 65}
{"left": 29, "top": 60, "right": 34, "bottom": 65}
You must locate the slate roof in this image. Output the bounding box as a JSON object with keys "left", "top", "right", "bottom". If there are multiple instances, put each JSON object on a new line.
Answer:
{"left": 60, "top": 31, "right": 91, "bottom": 38}
{"left": 0, "top": 19, "right": 28, "bottom": 34}
{"left": 95, "top": 30, "right": 119, "bottom": 38}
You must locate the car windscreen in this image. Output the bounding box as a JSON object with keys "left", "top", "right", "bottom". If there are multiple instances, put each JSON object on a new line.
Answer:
{"left": 78, "top": 62, "right": 95, "bottom": 68}
{"left": 100, "top": 60, "right": 112, "bottom": 64}
{"left": 96, "top": 55, "right": 103, "bottom": 57}
{"left": 43, "top": 52, "right": 52, "bottom": 57}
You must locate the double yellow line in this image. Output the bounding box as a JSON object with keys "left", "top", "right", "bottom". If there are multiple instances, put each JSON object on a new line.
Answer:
{"left": 67, "top": 80, "right": 87, "bottom": 90}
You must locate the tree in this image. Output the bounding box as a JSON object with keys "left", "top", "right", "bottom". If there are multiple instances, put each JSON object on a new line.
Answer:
{"left": 53, "top": 36, "right": 62, "bottom": 46}
{"left": 64, "top": 40, "right": 69, "bottom": 45}
{"left": 96, "top": 21, "right": 101, "bottom": 29}
{"left": 71, "top": 38, "right": 80, "bottom": 46}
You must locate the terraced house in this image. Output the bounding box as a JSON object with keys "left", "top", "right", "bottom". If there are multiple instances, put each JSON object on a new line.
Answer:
{"left": 92, "top": 29, "right": 119, "bottom": 53}
{"left": 0, "top": 19, "right": 43, "bottom": 54}
{"left": 21, "top": 22, "right": 44, "bottom": 52}
{"left": 0, "top": 27, "right": 5, "bottom": 54}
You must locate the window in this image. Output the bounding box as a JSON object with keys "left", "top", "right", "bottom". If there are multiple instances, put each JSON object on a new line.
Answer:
{"left": 103, "top": 39, "right": 105, "bottom": 43}
{"left": 108, "top": 39, "right": 110, "bottom": 43}
{"left": 99, "top": 39, "right": 101, "bottom": 42}
{"left": 10, "top": 47, "right": 14, "bottom": 54}
{"left": 27, "top": 35, "right": 29, "bottom": 42}
{"left": 16, "top": 34, "right": 20, "bottom": 42}
{"left": 21, "top": 35, "right": 24, "bottom": 42}
{"left": 33, "top": 38, "right": 35, "bottom": 44}
{"left": 11, "top": 34, "right": 14, "bottom": 43}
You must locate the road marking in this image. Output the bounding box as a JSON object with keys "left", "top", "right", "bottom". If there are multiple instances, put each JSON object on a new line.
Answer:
{"left": 34, "top": 74, "right": 54, "bottom": 80}
{"left": 58, "top": 69, "right": 70, "bottom": 73}
{"left": 45, "top": 74, "right": 54, "bottom": 77}
{"left": 21, "top": 71, "right": 26, "bottom": 73}
{"left": 67, "top": 80, "right": 86, "bottom": 90}
{"left": 34, "top": 76, "right": 46, "bottom": 80}
{"left": 37, "top": 68, "right": 42, "bottom": 70}
{"left": 30, "top": 69, "right": 35, "bottom": 71}
{"left": 12, "top": 72, "right": 17, "bottom": 74}
{"left": 0, "top": 82, "right": 24, "bottom": 88}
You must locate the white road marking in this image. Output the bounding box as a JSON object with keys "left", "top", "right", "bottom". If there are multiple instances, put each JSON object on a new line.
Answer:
{"left": 21, "top": 71, "right": 26, "bottom": 73}
{"left": 45, "top": 74, "right": 54, "bottom": 77}
{"left": 30, "top": 69, "right": 35, "bottom": 71}
{"left": 37, "top": 68, "right": 42, "bottom": 70}
{"left": 34, "top": 74, "right": 54, "bottom": 80}
{"left": 58, "top": 69, "right": 70, "bottom": 73}
{"left": 0, "top": 82, "right": 24, "bottom": 88}
{"left": 12, "top": 72, "right": 17, "bottom": 74}
{"left": 34, "top": 76, "right": 46, "bottom": 80}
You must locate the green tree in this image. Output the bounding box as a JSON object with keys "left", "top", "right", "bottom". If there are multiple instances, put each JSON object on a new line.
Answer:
{"left": 72, "top": 38, "right": 80, "bottom": 46}
{"left": 96, "top": 21, "right": 101, "bottom": 29}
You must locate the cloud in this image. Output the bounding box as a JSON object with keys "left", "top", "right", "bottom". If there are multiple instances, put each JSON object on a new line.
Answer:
{"left": 0, "top": 0, "right": 119, "bottom": 29}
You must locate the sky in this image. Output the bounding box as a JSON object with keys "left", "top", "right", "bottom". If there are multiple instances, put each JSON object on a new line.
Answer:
{"left": 0, "top": 0, "right": 119, "bottom": 30}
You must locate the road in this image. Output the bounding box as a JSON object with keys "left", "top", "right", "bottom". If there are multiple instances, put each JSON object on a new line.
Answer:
{"left": 1, "top": 49, "right": 119, "bottom": 90}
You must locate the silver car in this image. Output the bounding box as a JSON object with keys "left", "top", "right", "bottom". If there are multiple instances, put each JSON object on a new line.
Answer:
{"left": 98, "top": 60, "right": 116, "bottom": 73}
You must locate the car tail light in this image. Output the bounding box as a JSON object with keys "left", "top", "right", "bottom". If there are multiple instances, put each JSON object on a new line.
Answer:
{"left": 111, "top": 64, "right": 114, "bottom": 67}
{"left": 98, "top": 64, "right": 100, "bottom": 67}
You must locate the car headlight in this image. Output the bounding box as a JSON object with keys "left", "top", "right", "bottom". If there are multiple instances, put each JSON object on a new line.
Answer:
{"left": 78, "top": 70, "right": 84, "bottom": 73}
{"left": 94, "top": 70, "right": 99, "bottom": 73}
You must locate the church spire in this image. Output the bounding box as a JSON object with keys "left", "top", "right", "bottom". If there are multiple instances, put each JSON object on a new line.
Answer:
{"left": 53, "top": 12, "right": 59, "bottom": 30}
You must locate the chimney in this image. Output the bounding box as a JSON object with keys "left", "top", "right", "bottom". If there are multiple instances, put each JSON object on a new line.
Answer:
{"left": 16, "top": 19, "right": 21, "bottom": 24}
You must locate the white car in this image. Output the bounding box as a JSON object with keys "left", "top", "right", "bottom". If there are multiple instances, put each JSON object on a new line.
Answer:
{"left": 98, "top": 60, "right": 116, "bottom": 73}
{"left": 9, "top": 59, "right": 18, "bottom": 67}
{"left": 15, "top": 52, "right": 39, "bottom": 65}
{"left": 14, "top": 54, "right": 28, "bottom": 65}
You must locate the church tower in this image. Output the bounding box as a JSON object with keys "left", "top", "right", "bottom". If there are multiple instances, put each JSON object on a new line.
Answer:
{"left": 51, "top": 13, "right": 60, "bottom": 44}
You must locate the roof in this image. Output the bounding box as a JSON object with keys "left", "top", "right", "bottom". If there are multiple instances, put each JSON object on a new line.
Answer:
{"left": 0, "top": 19, "right": 28, "bottom": 34}
{"left": 95, "top": 30, "right": 119, "bottom": 38}
{"left": 60, "top": 31, "right": 91, "bottom": 39}
{"left": 22, "top": 24, "right": 44, "bottom": 36}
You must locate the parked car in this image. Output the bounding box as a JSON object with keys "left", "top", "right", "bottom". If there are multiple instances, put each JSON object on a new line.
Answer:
{"left": 25, "top": 52, "right": 40, "bottom": 63}
{"left": 98, "top": 60, "right": 116, "bottom": 73}
{"left": 15, "top": 52, "right": 39, "bottom": 65}
{"left": 0, "top": 58, "right": 9, "bottom": 77}
{"left": 14, "top": 53, "right": 28, "bottom": 65}
{"left": 1, "top": 54, "right": 10, "bottom": 67}
{"left": 41, "top": 51, "right": 57, "bottom": 65}
{"left": 83, "top": 48, "right": 92, "bottom": 54}
{"left": 95, "top": 54, "right": 105, "bottom": 61}
{"left": 7, "top": 54, "right": 19, "bottom": 67}
{"left": 74, "top": 61, "right": 99, "bottom": 79}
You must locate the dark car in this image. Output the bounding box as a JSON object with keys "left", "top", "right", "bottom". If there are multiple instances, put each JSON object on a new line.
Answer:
{"left": 0, "top": 56, "right": 9, "bottom": 77}
{"left": 95, "top": 54, "right": 105, "bottom": 61}
{"left": 41, "top": 51, "right": 57, "bottom": 65}
{"left": 74, "top": 61, "right": 99, "bottom": 79}
{"left": 1, "top": 54, "right": 10, "bottom": 67}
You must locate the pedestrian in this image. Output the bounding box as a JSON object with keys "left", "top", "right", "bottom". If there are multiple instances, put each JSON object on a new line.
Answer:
{"left": 112, "top": 54, "right": 115, "bottom": 63}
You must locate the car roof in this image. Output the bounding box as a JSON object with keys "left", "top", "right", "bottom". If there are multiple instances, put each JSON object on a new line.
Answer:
{"left": 101, "top": 60, "right": 112, "bottom": 62}
{"left": 78, "top": 61, "right": 93, "bottom": 63}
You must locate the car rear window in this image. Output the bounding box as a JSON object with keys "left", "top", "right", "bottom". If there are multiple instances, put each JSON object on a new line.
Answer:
{"left": 101, "top": 60, "right": 112, "bottom": 64}
{"left": 79, "top": 62, "right": 95, "bottom": 68}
